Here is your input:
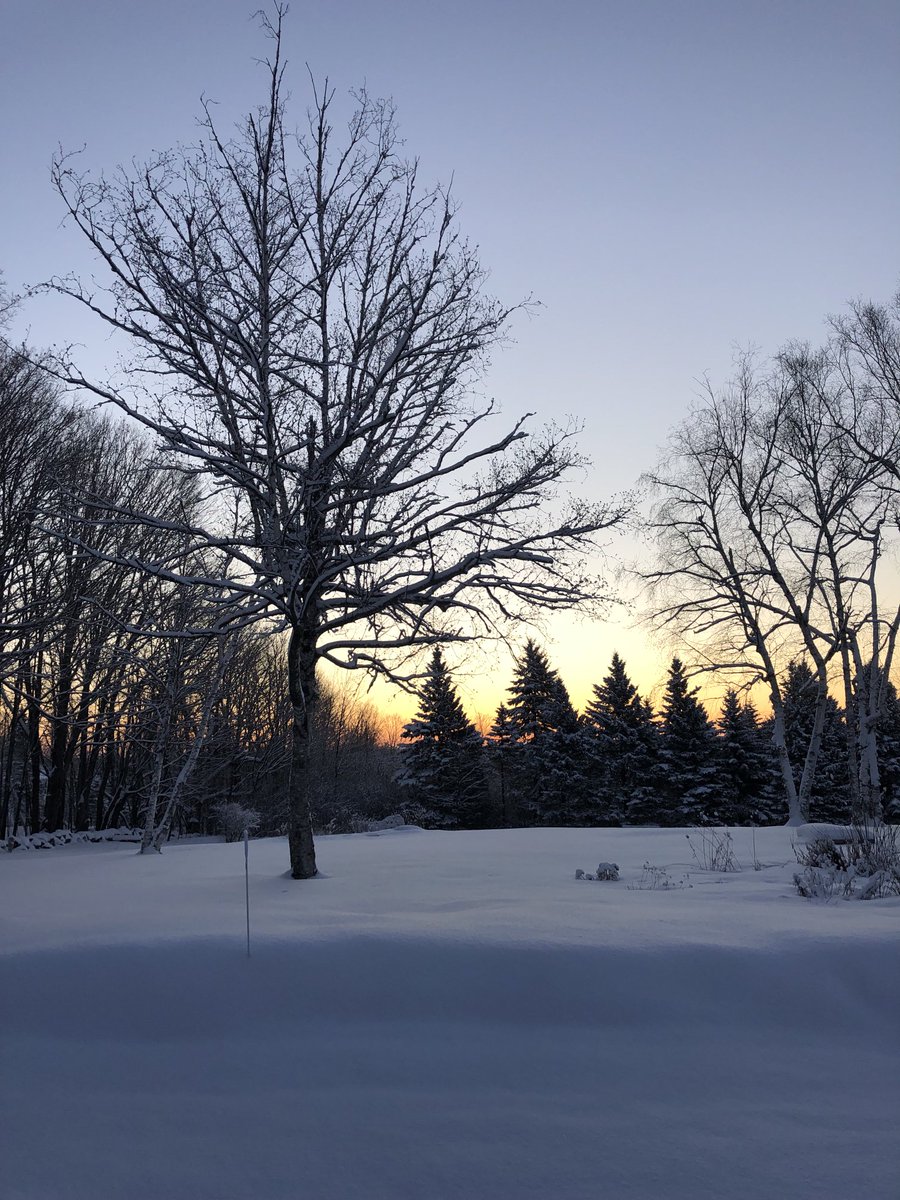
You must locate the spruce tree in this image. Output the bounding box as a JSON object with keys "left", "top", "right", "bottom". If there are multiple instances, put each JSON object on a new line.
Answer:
{"left": 583, "top": 653, "right": 658, "bottom": 825}
{"left": 876, "top": 680, "right": 900, "bottom": 821}
{"left": 506, "top": 640, "right": 579, "bottom": 737}
{"left": 716, "top": 691, "right": 771, "bottom": 824}
{"left": 850, "top": 665, "right": 899, "bottom": 821}
{"left": 487, "top": 704, "right": 520, "bottom": 827}
{"left": 656, "top": 657, "right": 719, "bottom": 825}
{"left": 398, "top": 648, "right": 486, "bottom": 828}
{"left": 779, "top": 660, "right": 850, "bottom": 823}
{"left": 503, "top": 640, "right": 591, "bottom": 824}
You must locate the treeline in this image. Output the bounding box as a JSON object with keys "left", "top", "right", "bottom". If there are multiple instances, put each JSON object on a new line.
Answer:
{"left": 397, "top": 643, "right": 900, "bottom": 829}
{"left": 0, "top": 345, "right": 399, "bottom": 842}
{"left": 6, "top": 289, "right": 900, "bottom": 840}
{"left": 3, "top": 341, "right": 899, "bottom": 841}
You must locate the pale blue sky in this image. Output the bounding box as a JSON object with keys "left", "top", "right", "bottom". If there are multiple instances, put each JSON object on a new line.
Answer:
{"left": 2, "top": 0, "right": 898, "bottom": 711}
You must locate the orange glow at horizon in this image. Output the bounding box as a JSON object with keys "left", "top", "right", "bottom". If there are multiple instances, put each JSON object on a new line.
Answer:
{"left": 359, "top": 607, "right": 762, "bottom": 733}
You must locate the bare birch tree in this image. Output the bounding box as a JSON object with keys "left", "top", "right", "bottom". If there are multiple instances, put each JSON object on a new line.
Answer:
{"left": 644, "top": 363, "right": 820, "bottom": 824}
{"left": 46, "top": 12, "right": 623, "bottom": 876}
{"left": 138, "top": 608, "right": 237, "bottom": 853}
{"left": 646, "top": 331, "right": 900, "bottom": 824}
{"left": 776, "top": 343, "right": 900, "bottom": 819}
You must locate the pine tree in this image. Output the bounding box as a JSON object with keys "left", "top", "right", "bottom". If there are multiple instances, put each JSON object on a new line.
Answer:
{"left": 397, "top": 648, "right": 487, "bottom": 828}
{"left": 503, "top": 640, "right": 591, "bottom": 824}
{"left": 716, "top": 691, "right": 771, "bottom": 824}
{"left": 583, "top": 653, "right": 658, "bottom": 825}
{"left": 656, "top": 657, "right": 720, "bottom": 825}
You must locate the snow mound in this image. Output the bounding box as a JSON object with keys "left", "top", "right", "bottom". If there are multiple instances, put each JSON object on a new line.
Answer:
{"left": 2, "top": 826, "right": 140, "bottom": 851}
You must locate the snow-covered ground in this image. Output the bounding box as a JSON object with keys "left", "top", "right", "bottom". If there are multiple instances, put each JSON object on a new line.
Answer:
{"left": 2, "top": 826, "right": 898, "bottom": 1199}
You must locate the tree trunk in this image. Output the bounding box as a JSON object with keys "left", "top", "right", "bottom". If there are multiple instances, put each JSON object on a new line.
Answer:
{"left": 837, "top": 641, "right": 861, "bottom": 818}
{"left": 854, "top": 664, "right": 882, "bottom": 822}
{"left": 141, "top": 647, "right": 184, "bottom": 851}
{"left": 95, "top": 739, "right": 114, "bottom": 830}
{"left": 796, "top": 673, "right": 830, "bottom": 822}
{"left": 150, "top": 640, "right": 231, "bottom": 851}
{"left": 770, "top": 700, "right": 804, "bottom": 826}
{"left": 140, "top": 740, "right": 167, "bottom": 854}
{"left": 759, "top": 642, "right": 804, "bottom": 825}
{"left": 26, "top": 660, "right": 43, "bottom": 834}
{"left": 0, "top": 680, "right": 23, "bottom": 838}
{"left": 44, "top": 633, "right": 77, "bottom": 831}
{"left": 860, "top": 717, "right": 883, "bottom": 821}
{"left": 13, "top": 753, "right": 27, "bottom": 838}
{"left": 287, "top": 625, "right": 318, "bottom": 879}
{"left": 44, "top": 729, "right": 68, "bottom": 832}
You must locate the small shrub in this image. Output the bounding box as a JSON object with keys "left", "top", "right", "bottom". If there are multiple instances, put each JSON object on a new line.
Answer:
{"left": 322, "top": 808, "right": 421, "bottom": 834}
{"left": 627, "top": 862, "right": 691, "bottom": 890}
{"left": 744, "top": 824, "right": 787, "bottom": 872}
{"left": 793, "top": 822, "right": 900, "bottom": 901}
{"left": 395, "top": 800, "right": 434, "bottom": 829}
{"left": 212, "top": 803, "right": 261, "bottom": 843}
{"left": 318, "top": 809, "right": 370, "bottom": 834}
{"left": 686, "top": 828, "right": 740, "bottom": 872}
{"left": 574, "top": 862, "right": 620, "bottom": 882}
{"left": 793, "top": 864, "right": 844, "bottom": 901}
{"left": 795, "top": 836, "right": 845, "bottom": 872}
{"left": 369, "top": 813, "right": 406, "bottom": 831}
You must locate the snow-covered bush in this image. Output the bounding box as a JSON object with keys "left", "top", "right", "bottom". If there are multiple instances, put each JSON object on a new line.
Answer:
{"left": 338, "top": 812, "right": 409, "bottom": 834}
{"left": 395, "top": 800, "right": 436, "bottom": 829}
{"left": 320, "top": 803, "right": 426, "bottom": 834}
{"left": 793, "top": 823, "right": 900, "bottom": 901}
{"left": 574, "top": 862, "right": 619, "bottom": 881}
{"left": 212, "top": 803, "right": 261, "bottom": 843}
{"left": 368, "top": 813, "right": 406, "bottom": 831}
{"left": 792, "top": 862, "right": 844, "bottom": 901}
{"left": 685, "top": 828, "right": 740, "bottom": 872}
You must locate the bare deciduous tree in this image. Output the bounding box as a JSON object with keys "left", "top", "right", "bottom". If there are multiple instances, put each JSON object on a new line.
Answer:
{"left": 47, "top": 12, "right": 623, "bottom": 876}
{"left": 775, "top": 343, "right": 900, "bottom": 820}
{"left": 646, "top": 327, "right": 900, "bottom": 825}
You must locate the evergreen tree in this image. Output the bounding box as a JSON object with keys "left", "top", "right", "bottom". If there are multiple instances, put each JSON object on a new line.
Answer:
{"left": 656, "top": 657, "right": 720, "bottom": 825}
{"left": 583, "top": 653, "right": 658, "bottom": 825}
{"left": 716, "top": 691, "right": 771, "bottom": 824}
{"left": 876, "top": 680, "right": 900, "bottom": 821}
{"left": 503, "top": 640, "right": 591, "bottom": 824}
{"left": 487, "top": 704, "right": 520, "bottom": 827}
{"left": 850, "top": 666, "right": 900, "bottom": 821}
{"left": 779, "top": 660, "right": 850, "bottom": 823}
{"left": 397, "top": 648, "right": 486, "bottom": 828}
{"left": 506, "top": 640, "right": 579, "bottom": 737}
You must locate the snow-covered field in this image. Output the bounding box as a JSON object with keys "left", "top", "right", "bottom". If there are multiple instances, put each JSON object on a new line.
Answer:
{"left": 2, "top": 826, "right": 898, "bottom": 1199}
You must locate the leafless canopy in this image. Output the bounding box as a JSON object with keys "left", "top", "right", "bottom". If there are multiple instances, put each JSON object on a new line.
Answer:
{"left": 643, "top": 299, "right": 900, "bottom": 824}
{"left": 46, "top": 9, "right": 623, "bottom": 875}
